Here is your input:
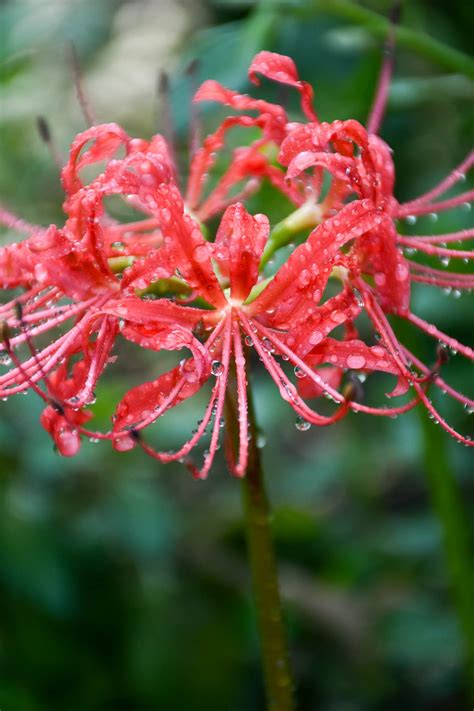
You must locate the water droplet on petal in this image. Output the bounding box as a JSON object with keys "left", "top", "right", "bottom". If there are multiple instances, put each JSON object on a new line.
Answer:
{"left": 193, "top": 245, "right": 209, "bottom": 263}
{"left": 295, "top": 416, "right": 311, "bottom": 431}
{"left": 347, "top": 354, "right": 366, "bottom": 369}
{"left": 309, "top": 330, "right": 323, "bottom": 346}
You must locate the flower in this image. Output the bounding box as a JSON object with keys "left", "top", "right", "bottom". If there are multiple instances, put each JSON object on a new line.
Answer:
{"left": 110, "top": 197, "right": 411, "bottom": 478}
{"left": 0, "top": 125, "right": 209, "bottom": 452}
{"left": 275, "top": 53, "right": 473, "bottom": 445}
{"left": 1, "top": 45, "right": 472, "bottom": 471}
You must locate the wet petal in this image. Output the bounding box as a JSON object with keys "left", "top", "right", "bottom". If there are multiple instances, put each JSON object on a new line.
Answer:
{"left": 212, "top": 203, "right": 269, "bottom": 301}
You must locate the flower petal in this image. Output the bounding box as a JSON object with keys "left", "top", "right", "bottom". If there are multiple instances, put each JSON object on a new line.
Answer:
{"left": 249, "top": 51, "right": 317, "bottom": 121}
{"left": 249, "top": 200, "right": 377, "bottom": 327}
{"left": 212, "top": 203, "right": 269, "bottom": 301}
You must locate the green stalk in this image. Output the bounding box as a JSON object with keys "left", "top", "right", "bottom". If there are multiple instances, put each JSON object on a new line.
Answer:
{"left": 260, "top": 202, "right": 323, "bottom": 269}
{"left": 225, "top": 365, "right": 295, "bottom": 711}
{"left": 297, "top": 0, "right": 474, "bottom": 79}
{"left": 217, "top": 0, "right": 474, "bottom": 78}
{"left": 420, "top": 414, "right": 474, "bottom": 699}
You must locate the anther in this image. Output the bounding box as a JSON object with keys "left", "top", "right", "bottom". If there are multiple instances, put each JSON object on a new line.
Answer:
{"left": 35, "top": 115, "right": 63, "bottom": 169}
{"left": 343, "top": 372, "right": 364, "bottom": 403}
{"left": 436, "top": 343, "right": 450, "bottom": 365}
{"left": 0, "top": 321, "right": 10, "bottom": 348}
{"left": 13, "top": 301, "right": 23, "bottom": 322}
{"left": 52, "top": 401, "right": 65, "bottom": 415}
{"left": 36, "top": 116, "right": 51, "bottom": 143}
{"left": 192, "top": 318, "right": 208, "bottom": 343}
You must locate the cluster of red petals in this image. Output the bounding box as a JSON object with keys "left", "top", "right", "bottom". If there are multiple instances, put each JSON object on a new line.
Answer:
{"left": 0, "top": 49, "right": 472, "bottom": 474}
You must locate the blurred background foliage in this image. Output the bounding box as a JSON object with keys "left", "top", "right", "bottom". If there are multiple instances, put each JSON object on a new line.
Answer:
{"left": 0, "top": 0, "right": 473, "bottom": 709}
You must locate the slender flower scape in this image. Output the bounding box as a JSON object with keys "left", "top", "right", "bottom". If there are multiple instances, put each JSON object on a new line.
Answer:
{"left": 0, "top": 46, "right": 472, "bottom": 472}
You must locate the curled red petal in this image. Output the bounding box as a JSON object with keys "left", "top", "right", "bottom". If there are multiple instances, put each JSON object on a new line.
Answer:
{"left": 112, "top": 363, "right": 205, "bottom": 434}
{"left": 249, "top": 51, "right": 317, "bottom": 122}
{"left": 62, "top": 123, "right": 131, "bottom": 201}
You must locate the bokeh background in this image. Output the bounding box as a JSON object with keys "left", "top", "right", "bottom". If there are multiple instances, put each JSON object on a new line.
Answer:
{"left": 0, "top": 0, "right": 473, "bottom": 709}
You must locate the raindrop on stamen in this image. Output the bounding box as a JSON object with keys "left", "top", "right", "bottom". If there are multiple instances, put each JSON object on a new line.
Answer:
{"left": 211, "top": 360, "right": 224, "bottom": 376}
{"left": 294, "top": 366, "right": 306, "bottom": 379}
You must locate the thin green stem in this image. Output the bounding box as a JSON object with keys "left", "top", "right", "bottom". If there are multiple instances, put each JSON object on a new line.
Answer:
{"left": 420, "top": 415, "right": 474, "bottom": 699}
{"left": 225, "top": 365, "right": 295, "bottom": 711}
{"left": 217, "top": 0, "right": 474, "bottom": 79}
{"left": 297, "top": 0, "right": 474, "bottom": 79}
{"left": 261, "top": 201, "right": 323, "bottom": 269}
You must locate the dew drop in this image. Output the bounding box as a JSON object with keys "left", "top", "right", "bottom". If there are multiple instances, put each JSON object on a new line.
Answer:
{"left": 309, "top": 330, "right": 323, "bottom": 346}
{"left": 405, "top": 215, "right": 417, "bottom": 225}
{"left": 262, "top": 337, "right": 275, "bottom": 353}
{"left": 295, "top": 416, "right": 311, "bottom": 431}
{"left": 211, "top": 360, "right": 224, "bottom": 376}
{"left": 193, "top": 245, "right": 209, "bottom": 263}
{"left": 294, "top": 366, "right": 306, "bottom": 379}
{"left": 298, "top": 269, "right": 312, "bottom": 288}
{"left": 347, "top": 354, "right": 366, "bottom": 369}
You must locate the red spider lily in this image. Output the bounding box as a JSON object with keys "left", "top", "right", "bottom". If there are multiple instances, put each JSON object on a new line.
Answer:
{"left": 0, "top": 126, "right": 212, "bottom": 452}
{"left": 1, "top": 122, "right": 402, "bottom": 471}
{"left": 186, "top": 51, "right": 328, "bottom": 222}
{"left": 109, "top": 197, "right": 413, "bottom": 478}
{"left": 276, "top": 53, "right": 473, "bottom": 446}
{"left": 1, "top": 46, "right": 471, "bottom": 468}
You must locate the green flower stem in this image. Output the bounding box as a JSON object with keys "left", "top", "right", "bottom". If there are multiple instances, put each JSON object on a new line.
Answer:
{"left": 261, "top": 201, "right": 323, "bottom": 269}
{"left": 420, "top": 415, "right": 474, "bottom": 699}
{"left": 219, "top": 0, "right": 474, "bottom": 78}
{"left": 298, "top": 0, "right": 474, "bottom": 79}
{"left": 225, "top": 365, "right": 295, "bottom": 711}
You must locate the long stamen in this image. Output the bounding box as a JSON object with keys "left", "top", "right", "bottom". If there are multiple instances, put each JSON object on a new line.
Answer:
{"left": 157, "top": 70, "right": 179, "bottom": 179}
{"left": 185, "top": 58, "right": 201, "bottom": 160}
{"left": 360, "top": 282, "right": 473, "bottom": 446}
{"left": 407, "top": 312, "right": 474, "bottom": 360}
{"left": 401, "top": 228, "right": 474, "bottom": 244}
{"left": 232, "top": 317, "right": 249, "bottom": 477}
{"left": 399, "top": 150, "right": 474, "bottom": 211}
{"left": 240, "top": 315, "right": 348, "bottom": 427}
{"left": 398, "top": 235, "right": 474, "bottom": 260}
{"left": 124, "top": 318, "right": 228, "bottom": 456}
{"left": 397, "top": 190, "right": 474, "bottom": 218}
{"left": 367, "top": 0, "right": 401, "bottom": 135}
{"left": 400, "top": 344, "right": 474, "bottom": 409}
{"left": 193, "top": 316, "right": 233, "bottom": 479}
{"left": 1, "top": 321, "right": 58, "bottom": 408}
{"left": 68, "top": 41, "right": 96, "bottom": 127}
{"left": 242, "top": 314, "right": 345, "bottom": 404}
